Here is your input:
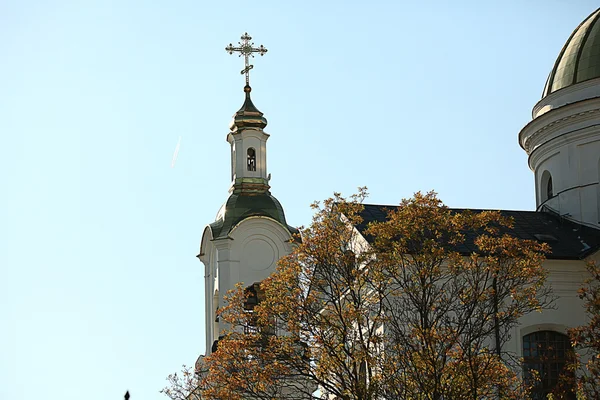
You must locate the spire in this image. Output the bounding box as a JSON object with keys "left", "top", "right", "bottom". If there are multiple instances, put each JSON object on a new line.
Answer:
{"left": 230, "top": 85, "right": 268, "bottom": 131}
{"left": 226, "top": 33, "right": 268, "bottom": 131}
{"left": 225, "top": 33, "right": 271, "bottom": 195}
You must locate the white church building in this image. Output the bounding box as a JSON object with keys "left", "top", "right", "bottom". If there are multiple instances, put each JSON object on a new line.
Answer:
{"left": 198, "top": 8, "right": 600, "bottom": 398}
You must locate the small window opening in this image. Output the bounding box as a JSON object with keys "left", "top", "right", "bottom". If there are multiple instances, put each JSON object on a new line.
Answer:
{"left": 541, "top": 171, "right": 553, "bottom": 203}
{"left": 247, "top": 148, "right": 256, "bottom": 171}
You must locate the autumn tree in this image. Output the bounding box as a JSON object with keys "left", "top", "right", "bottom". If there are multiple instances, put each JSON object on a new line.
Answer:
{"left": 563, "top": 261, "right": 600, "bottom": 399}
{"left": 163, "top": 190, "right": 553, "bottom": 400}
{"left": 366, "top": 192, "right": 552, "bottom": 400}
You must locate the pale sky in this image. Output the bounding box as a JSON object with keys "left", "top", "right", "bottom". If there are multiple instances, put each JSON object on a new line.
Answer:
{"left": 1, "top": 1, "right": 598, "bottom": 399}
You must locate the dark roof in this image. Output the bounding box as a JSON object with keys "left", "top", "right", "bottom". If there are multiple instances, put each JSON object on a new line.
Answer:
{"left": 543, "top": 8, "right": 600, "bottom": 98}
{"left": 209, "top": 193, "right": 298, "bottom": 240}
{"left": 355, "top": 204, "right": 600, "bottom": 260}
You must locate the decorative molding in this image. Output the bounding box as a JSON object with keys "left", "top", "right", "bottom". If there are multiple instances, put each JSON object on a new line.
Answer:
{"left": 229, "top": 215, "right": 294, "bottom": 245}
{"left": 520, "top": 97, "right": 600, "bottom": 149}
{"left": 534, "top": 77, "right": 600, "bottom": 117}
{"left": 520, "top": 323, "right": 570, "bottom": 337}
{"left": 523, "top": 109, "right": 600, "bottom": 153}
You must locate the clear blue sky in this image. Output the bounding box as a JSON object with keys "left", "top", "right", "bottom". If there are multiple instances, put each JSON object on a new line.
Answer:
{"left": 1, "top": 1, "right": 598, "bottom": 399}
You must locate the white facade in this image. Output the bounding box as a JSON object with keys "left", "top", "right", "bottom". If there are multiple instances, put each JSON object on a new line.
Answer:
{"left": 520, "top": 79, "right": 600, "bottom": 227}
{"left": 198, "top": 216, "right": 295, "bottom": 353}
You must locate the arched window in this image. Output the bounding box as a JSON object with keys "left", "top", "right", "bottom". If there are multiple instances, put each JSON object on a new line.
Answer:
{"left": 523, "top": 331, "right": 574, "bottom": 399}
{"left": 541, "top": 171, "right": 553, "bottom": 202}
{"left": 243, "top": 283, "right": 275, "bottom": 337}
{"left": 359, "top": 359, "right": 368, "bottom": 388}
{"left": 247, "top": 148, "right": 256, "bottom": 171}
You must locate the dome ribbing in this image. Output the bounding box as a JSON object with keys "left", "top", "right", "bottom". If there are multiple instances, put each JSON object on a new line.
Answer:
{"left": 543, "top": 8, "right": 600, "bottom": 98}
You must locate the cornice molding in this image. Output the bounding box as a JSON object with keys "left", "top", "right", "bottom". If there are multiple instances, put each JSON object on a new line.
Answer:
{"left": 520, "top": 101, "right": 600, "bottom": 154}
{"left": 534, "top": 76, "right": 600, "bottom": 117}
{"left": 521, "top": 97, "right": 600, "bottom": 147}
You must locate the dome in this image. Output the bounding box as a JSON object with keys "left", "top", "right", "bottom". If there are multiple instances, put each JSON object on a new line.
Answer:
{"left": 208, "top": 193, "right": 298, "bottom": 240}
{"left": 543, "top": 8, "right": 600, "bottom": 98}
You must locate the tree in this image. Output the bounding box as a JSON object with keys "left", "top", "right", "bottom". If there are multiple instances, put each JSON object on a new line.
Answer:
{"left": 366, "top": 192, "right": 552, "bottom": 400}
{"left": 564, "top": 261, "right": 600, "bottom": 399}
{"left": 163, "top": 190, "right": 553, "bottom": 400}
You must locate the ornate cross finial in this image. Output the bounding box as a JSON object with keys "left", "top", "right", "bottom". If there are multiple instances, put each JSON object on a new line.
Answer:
{"left": 225, "top": 33, "right": 268, "bottom": 87}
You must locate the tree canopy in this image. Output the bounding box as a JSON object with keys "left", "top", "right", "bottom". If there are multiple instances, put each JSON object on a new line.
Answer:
{"left": 163, "top": 189, "right": 553, "bottom": 400}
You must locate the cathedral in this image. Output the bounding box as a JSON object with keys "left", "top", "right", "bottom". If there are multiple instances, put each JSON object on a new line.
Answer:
{"left": 198, "top": 8, "right": 600, "bottom": 398}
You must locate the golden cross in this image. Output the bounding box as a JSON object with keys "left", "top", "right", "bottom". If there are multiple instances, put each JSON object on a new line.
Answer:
{"left": 225, "top": 33, "right": 268, "bottom": 86}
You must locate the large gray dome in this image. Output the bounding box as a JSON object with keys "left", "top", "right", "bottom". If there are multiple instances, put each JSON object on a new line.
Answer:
{"left": 543, "top": 8, "right": 600, "bottom": 98}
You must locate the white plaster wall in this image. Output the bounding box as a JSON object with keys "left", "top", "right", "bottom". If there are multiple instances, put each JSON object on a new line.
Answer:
{"left": 521, "top": 91, "right": 600, "bottom": 226}
{"left": 505, "top": 259, "right": 589, "bottom": 359}
{"left": 199, "top": 216, "right": 295, "bottom": 354}
{"left": 532, "top": 128, "right": 600, "bottom": 224}
{"left": 227, "top": 128, "right": 270, "bottom": 181}
{"left": 199, "top": 226, "right": 215, "bottom": 352}
{"left": 229, "top": 218, "right": 293, "bottom": 287}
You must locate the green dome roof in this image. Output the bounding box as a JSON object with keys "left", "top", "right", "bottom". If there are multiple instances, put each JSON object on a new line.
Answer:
{"left": 209, "top": 193, "right": 298, "bottom": 240}
{"left": 543, "top": 8, "right": 600, "bottom": 98}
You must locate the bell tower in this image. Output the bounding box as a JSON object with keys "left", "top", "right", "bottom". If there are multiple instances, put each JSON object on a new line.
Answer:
{"left": 197, "top": 33, "right": 297, "bottom": 356}
{"left": 228, "top": 85, "right": 271, "bottom": 195}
